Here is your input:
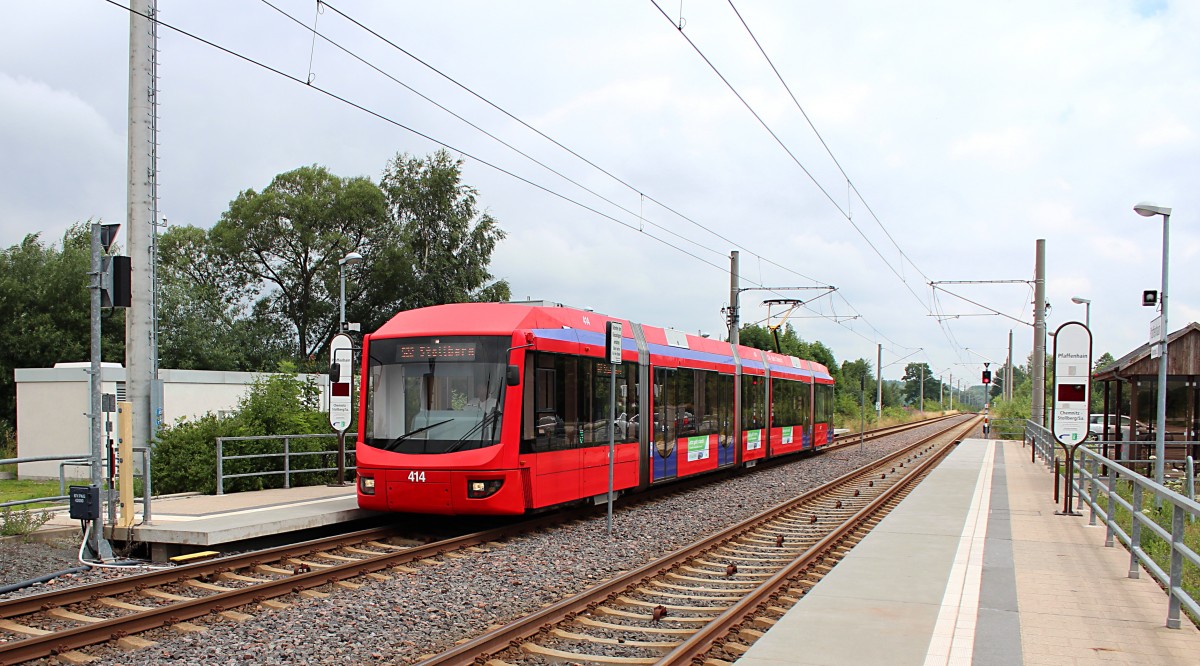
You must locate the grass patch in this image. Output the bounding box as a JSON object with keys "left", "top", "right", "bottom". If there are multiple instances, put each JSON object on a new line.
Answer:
{"left": 1090, "top": 479, "right": 1200, "bottom": 625}
{"left": 0, "top": 478, "right": 67, "bottom": 508}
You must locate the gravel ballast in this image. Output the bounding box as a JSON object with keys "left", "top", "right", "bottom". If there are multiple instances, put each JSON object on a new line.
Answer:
{"left": 5, "top": 416, "right": 975, "bottom": 665}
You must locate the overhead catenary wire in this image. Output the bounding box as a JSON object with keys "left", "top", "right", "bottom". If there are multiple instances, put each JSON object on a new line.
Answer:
{"left": 101, "top": 0, "right": 730, "bottom": 278}
{"left": 259, "top": 0, "right": 727, "bottom": 267}
{"left": 269, "top": 0, "right": 915, "bottom": 351}
{"left": 315, "top": 0, "right": 834, "bottom": 289}
{"left": 108, "top": 0, "right": 925, "bottom": 367}
{"left": 646, "top": 0, "right": 933, "bottom": 315}
{"left": 724, "top": 0, "right": 932, "bottom": 286}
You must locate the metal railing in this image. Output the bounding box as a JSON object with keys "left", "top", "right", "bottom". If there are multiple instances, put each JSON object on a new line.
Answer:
{"left": 215, "top": 433, "right": 356, "bottom": 495}
{"left": 1026, "top": 420, "right": 1200, "bottom": 628}
{"left": 0, "top": 450, "right": 153, "bottom": 522}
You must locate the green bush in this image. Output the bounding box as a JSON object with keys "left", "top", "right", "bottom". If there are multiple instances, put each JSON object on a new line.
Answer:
{"left": 151, "top": 368, "right": 338, "bottom": 495}
{"left": 0, "top": 506, "right": 53, "bottom": 538}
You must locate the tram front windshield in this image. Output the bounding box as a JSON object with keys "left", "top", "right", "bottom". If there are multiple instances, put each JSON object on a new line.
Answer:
{"left": 365, "top": 336, "right": 507, "bottom": 454}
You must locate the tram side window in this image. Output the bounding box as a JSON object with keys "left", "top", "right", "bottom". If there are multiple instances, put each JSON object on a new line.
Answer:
{"left": 695, "top": 370, "right": 730, "bottom": 438}
{"left": 816, "top": 383, "right": 833, "bottom": 425}
{"left": 742, "top": 375, "right": 766, "bottom": 430}
{"left": 798, "top": 379, "right": 811, "bottom": 427}
{"left": 718, "top": 374, "right": 734, "bottom": 444}
{"left": 589, "top": 361, "right": 640, "bottom": 445}
{"left": 772, "top": 379, "right": 798, "bottom": 428}
{"left": 522, "top": 352, "right": 642, "bottom": 453}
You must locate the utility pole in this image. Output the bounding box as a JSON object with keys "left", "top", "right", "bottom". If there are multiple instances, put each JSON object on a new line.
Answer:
{"left": 728, "top": 251, "right": 739, "bottom": 345}
{"left": 875, "top": 344, "right": 882, "bottom": 421}
{"left": 126, "top": 0, "right": 159, "bottom": 469}
{"left": 1007, "top": 329, "right": 1014, "bottom": 401}
{"left": 1032, "top": 239, "right": 1047, "bottom": 426}
{"left": 919, "top": 366, "right": 925, "bottom": 415}
{"left": 949, "top": 372, "right": 954, "bottom": 410}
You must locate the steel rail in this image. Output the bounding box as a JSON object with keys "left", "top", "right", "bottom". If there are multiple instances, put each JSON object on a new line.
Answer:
{"left": 657, "top": 415, "right": 979, "bottom": 665}
{"left": 0, "top": 512, "right": 578, "bottom": 665}
{"left": 412, "top": 415, "right": 978, "bottom": 666}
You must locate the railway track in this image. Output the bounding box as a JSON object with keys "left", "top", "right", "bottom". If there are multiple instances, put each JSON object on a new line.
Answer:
{"left": 0, "top": 516, "right": 570, "bottom": 665}
{"left": 0, "top": 414, "right": 969, "bottom": 665}
{"left": 414, "top": 414, "right": 981, "bottom": 666}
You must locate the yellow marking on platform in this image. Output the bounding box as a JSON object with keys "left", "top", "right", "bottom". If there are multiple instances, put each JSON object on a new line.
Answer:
{"left": 169, "top": 550, "right": 219, "bottom": 564}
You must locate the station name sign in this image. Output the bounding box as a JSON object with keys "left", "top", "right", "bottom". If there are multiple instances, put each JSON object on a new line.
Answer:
{"left": 1051, "top": 322, "right": 1092, "bottom": 444}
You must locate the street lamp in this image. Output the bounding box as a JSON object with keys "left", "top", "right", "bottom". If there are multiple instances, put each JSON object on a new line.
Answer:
{"left": 1134, "top": 201, "right": 1171, "bottom": 490}
{"left": 338, "top": 251, "right": 363, "bottom": 332}
{"left": 1070, "top": 296, "right": 1091, "bottom": 329}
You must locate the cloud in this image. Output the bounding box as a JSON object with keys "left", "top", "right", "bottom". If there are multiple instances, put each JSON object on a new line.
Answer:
{"left": 0, "top": 73, "right": 124, "bottom": 241}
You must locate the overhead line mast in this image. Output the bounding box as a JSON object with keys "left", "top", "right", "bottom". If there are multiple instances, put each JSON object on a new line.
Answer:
{"left": 126, "top": 0, "right": 158, "bottom": 471}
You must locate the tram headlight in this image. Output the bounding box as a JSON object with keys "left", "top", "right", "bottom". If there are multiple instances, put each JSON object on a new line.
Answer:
{"left": 359, "top": 475, "right": 375, "bottom": 495}
{"left": 467, "top": 479, "right": 503, "bottom": 499}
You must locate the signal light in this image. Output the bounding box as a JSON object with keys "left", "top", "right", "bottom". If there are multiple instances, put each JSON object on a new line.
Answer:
{"left": 982, "top": 370, "right": 992, "bottom": 384}
{"left": 1143, "top": 290, "right": 1158, "bottom": 307}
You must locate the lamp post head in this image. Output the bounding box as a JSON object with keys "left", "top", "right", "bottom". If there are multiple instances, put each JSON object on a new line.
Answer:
{"left": 1071, "top": 297, "right": 1090, "bottom": 305}
{"left": 1134, "top": 202, "right": 1172, "bottom": 218}
{"left": 339, "top": 251, "right": 364, "bottom": 267}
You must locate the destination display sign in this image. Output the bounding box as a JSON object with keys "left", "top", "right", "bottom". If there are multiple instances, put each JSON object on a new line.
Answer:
{"left": 1051, "top": 321, "right": 1092, "bottom": 445}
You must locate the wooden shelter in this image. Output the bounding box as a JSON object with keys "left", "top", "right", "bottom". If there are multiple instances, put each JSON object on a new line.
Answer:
{"left": 1092, "top": 322, "right": 1200, "bottom": 460}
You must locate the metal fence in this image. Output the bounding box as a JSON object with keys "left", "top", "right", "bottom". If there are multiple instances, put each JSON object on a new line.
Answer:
{"left": 0, "top": 450, "right": 153, "bottom": 522}
{"left": 215, "top": 433, "right": 356, "bottom": 495}
{"left": 1026, "top": 420, "right": 1200, "bottom": 628}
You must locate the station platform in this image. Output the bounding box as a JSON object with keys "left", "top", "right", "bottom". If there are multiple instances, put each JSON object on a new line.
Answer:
{"left": 738, "top": 438, "right": 1200, "bottom": 666}
{"left": 44, "top": 485, "right": 383, "bottom": 561}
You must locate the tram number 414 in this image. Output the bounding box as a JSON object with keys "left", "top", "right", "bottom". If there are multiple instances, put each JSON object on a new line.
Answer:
{"left": 407, "top": 471, "right": 426, "bottom": 483}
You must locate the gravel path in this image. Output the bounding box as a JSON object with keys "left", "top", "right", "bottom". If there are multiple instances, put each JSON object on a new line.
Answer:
{"left": 6, "top": 416, "right": 974, "bottom": 665}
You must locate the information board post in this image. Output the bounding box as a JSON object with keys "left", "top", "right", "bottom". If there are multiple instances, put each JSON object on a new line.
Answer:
{"left": 1051, "top": 321, "right": 1092, "bottom": 516}
{"left": 328, "top": 334, "right": 354, "bottom": 487}
{"left": 606, "top": 321, "right": 623, "bottom": 536}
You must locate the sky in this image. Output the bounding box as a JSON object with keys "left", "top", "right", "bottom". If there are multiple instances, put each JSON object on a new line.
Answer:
{"left": 2, "top": 0, "right": 1198, "bottom": 389}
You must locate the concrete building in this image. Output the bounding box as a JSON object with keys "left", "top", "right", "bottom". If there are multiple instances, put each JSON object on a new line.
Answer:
{"left": 15, "top": 363, "right": 327, "bottom": 479}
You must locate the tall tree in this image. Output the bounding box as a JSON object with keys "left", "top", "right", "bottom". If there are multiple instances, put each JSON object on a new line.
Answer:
{"left": 0, "top": 224, "right": 125, "bottom": 429}
{"left": 900, "top": 362, "right": 939, "bottom": 408}
{"left": 376, "top": 149, "right": 510, "bottom": 320}
{"left": 210, "top": 165, "right": 390, "bottom": 359}
{"left": 157, "top": 224, "right": 291, "bottom": 371}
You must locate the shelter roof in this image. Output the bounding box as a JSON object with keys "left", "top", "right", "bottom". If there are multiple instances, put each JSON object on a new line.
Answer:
{"left": 1093, "top": 322, "right": 1200, "bottom": 381}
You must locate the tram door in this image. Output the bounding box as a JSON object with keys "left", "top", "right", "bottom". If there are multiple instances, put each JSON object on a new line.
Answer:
{"left": 652, "top": 367, "right": 678, "bottom": 481}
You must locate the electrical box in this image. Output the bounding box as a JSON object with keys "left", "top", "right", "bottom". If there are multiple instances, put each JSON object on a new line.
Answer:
{"left": 69, "top": 485, "right": 100, "bottom": 521}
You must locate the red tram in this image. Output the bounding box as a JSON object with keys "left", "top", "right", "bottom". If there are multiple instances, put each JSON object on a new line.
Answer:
{"left": 354, "top": 302, "right": 834, "bottom": 515}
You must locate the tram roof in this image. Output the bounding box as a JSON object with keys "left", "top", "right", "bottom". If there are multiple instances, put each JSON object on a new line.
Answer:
{"left": 372, "top": 302, "right": 832, "bottom": 380}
